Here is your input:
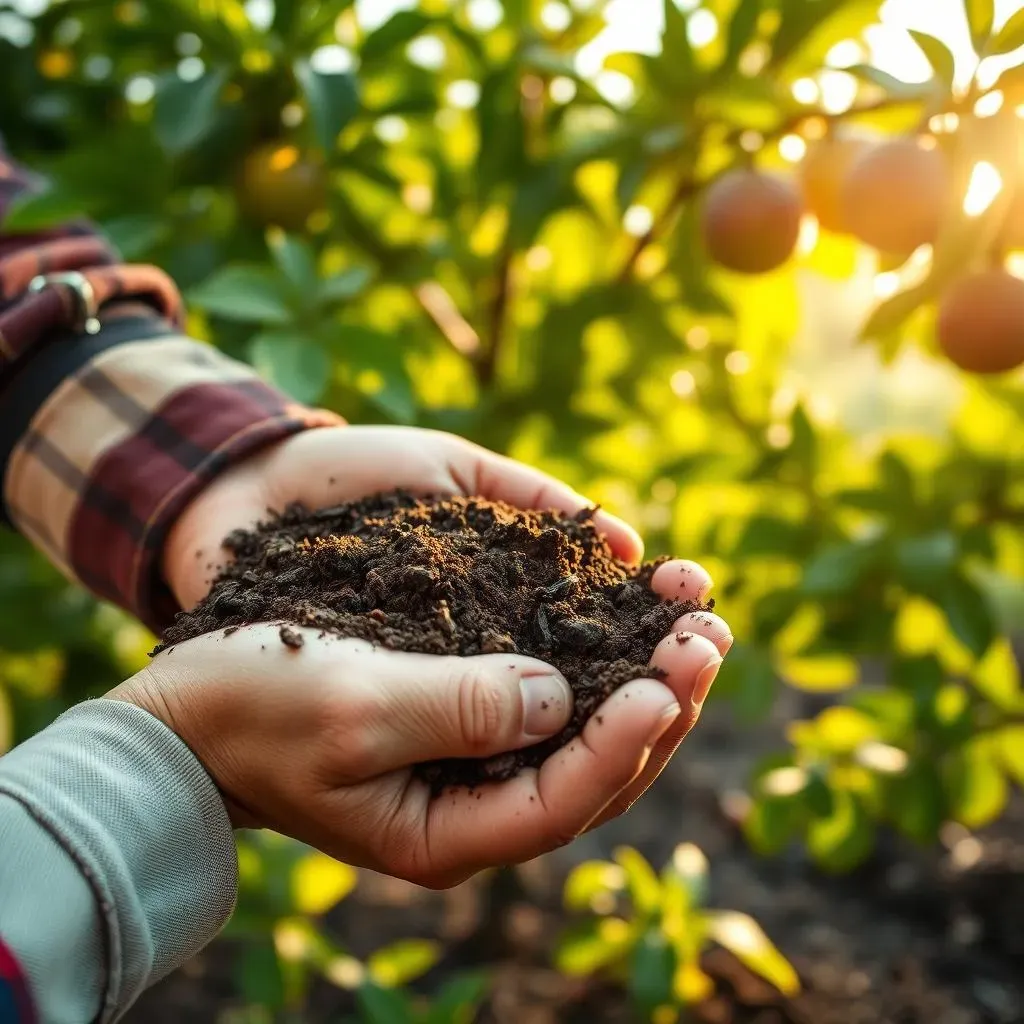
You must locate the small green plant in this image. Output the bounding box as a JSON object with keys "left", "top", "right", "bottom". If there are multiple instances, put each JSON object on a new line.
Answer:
{"left": 347, "top": 971, "right": 489, "bottom": 1024}
{"left": 555, "top": 844, "right": 798, "bottom": 1022}
{"left": 225, "top": 833, "right": 487, "bottom": 1022}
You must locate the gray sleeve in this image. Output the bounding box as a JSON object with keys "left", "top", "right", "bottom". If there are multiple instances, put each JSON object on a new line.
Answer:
{"left": 0, "top": 698, "right": 238, "bottom": 1023}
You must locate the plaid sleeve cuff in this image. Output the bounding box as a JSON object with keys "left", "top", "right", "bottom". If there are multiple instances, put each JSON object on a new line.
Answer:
{"left": 0, "top": 937, "right": 35, "bottom": 1024}
{"left": 4, "top": 333, "right": 342, "bottom": 634}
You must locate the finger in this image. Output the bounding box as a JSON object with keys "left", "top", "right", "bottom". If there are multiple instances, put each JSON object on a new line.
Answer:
{"left": 670, "top": 610, "right": 733, "bottom": 657}
{"left": 351, "top": 650, "right": 574, "bottom": 774}
{"left": 413, "top": 678, "right": 680, "bottom": 883}
{"left": 588, "top": 630, "right": 723, "bottom": 828}
{"left": 451, "top": 441, "right": 644, "bottom": 564}
{"left": 650, "top": 559, "right": 714, "bottom": 603}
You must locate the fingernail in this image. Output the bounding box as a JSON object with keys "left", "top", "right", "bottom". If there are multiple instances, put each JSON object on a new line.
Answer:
{"left": 692, "top": 656, "right": 722, "bottom": 707}
{"left": 647, "top": 702, "right": 682, "bottom": 746}
{"left": 521, "top": 673, "right": 573, "bottom": 738}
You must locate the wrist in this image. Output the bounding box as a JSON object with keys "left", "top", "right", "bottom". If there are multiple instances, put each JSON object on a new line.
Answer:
{"left": 107, "top": 670, "right": 257, "bottom": 829}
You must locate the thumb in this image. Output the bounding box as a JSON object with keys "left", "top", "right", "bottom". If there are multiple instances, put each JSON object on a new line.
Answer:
{"left": 359, "top": 650, "right": 573, "bottom": 772}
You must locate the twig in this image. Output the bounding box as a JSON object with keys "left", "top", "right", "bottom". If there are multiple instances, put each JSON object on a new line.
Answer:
{"left": 414, "top": 281, "right": 481, "bottom": 358}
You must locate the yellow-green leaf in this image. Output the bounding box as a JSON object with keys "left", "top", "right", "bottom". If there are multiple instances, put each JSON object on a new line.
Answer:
{"left": 704, "top": 911, "right": 799, "bottom": 996}
{"left": 808, "top": 788, "right": 875, "bottom": 872}
{"left": 812, "top": 706, "right": 878, "bottom": 755}
{"left": 291, "top": 853, "right": 357, "bottom": 915}
{"left": 991, "top": 6, "right": 1024, "bottom": 54}
{"left": 997, "top": 725, "right": 1024, "bottom": 786}
{"left": 947, "top": 742, "right": 1009, "bottom": 828}
{"left": 563, "top": 859, "right": 625, "bottom": 912}
{"left": 367, "top": 939, "right": 441, "bottom": 987}
{"left": 779, "top": 654, "right": 859, "bottom": 693}
{"left": 908, "top": 30, "right": 955, "bottom": 89}
{"left": 554, "top": 917, "right": 633, "bottom": 976}
{"left": 613, "top": 846, "right": 662, "bottom": 917}
{"left": 965, "top": 0, "right": 994, "bottom": 52}
{"left": 971, "top": 638, "right": 1024, "bottom": 712}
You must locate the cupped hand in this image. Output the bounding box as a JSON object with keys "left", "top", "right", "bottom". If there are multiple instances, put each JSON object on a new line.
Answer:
{"left": 163, "top": 426, "right": 644, "bottom": 611}
{"left": 110, "top": 568, "right": 731, "bottom": 888}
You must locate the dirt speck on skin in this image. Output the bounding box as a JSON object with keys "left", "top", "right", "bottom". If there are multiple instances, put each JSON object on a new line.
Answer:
{"left": 156, "top": 492, "right": 708, "bottom": 790}
{"left": 279, "top": 625, "right": 304, "bottom": 650}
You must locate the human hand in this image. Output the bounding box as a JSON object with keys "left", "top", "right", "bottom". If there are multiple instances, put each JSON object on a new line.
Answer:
{"left": 109, "top": 588, "right": 731, "bottom": 887}
{"left": 160, "top": 424, "right": 733, "bottom": 836}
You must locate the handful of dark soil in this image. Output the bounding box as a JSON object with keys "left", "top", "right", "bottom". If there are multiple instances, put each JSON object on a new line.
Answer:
{"left": 158, "top": 491, "right": 707, "bottom": 788}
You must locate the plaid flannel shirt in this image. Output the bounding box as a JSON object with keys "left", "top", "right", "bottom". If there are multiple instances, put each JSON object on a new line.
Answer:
{"left": 0, "top": 138, "right": 342, "bottom": 634}
{"left": 0, "top": 140, "right": 341, "bottom": 1020}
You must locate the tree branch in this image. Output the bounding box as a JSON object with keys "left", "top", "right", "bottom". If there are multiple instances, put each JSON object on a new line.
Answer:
{"left": 479, "top": 245, "right": 514, "bottom": 387}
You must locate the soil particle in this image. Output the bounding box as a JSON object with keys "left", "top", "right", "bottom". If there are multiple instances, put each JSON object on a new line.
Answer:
{"left": 278, "top": 625, "right": 304, "bottom": 650}
{"left": 156, "top": 491, "right": 706, "bottom": 789}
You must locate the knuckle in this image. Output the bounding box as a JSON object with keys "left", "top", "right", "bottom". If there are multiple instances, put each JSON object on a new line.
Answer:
{"left": 456, "top": 669, "right": 509, "bottom": 750}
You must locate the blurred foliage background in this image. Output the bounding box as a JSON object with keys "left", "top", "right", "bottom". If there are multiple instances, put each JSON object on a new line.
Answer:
{"left": 1, "top": 0, "right": 1024, "bottom": 1019}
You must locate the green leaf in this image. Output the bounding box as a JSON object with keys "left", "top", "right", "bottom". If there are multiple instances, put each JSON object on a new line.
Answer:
{"left": 424, "top": 972, "right": 489, "bottom": 1024}
{"left": 705, "top": 911, "right": 799, "bottom": 996}
{"left": 939, "top": 574, "right": 996, "bottom": 659}
{"left": 895, "top": 532, "right": 958, "bottom": 591}
{"left": 807, "top": 788, "right": 875, "bottom": 872}
{"left": 801, "top": 539, "right": 882, "bottom": 597}
{"left": 367, "top": 939, "right": 441, "bottom": 988}
{"left": 964, "top": 0, "right": 994, "bottom": 52}
{"left": 804, "top": 772, "right": 835, "bottom": 818}
{"left": 356, "top": 981, "right": 415, "bottom": 1024}
{"left": 101, "top": 215, "right": 170, "bottom": 260}
{"left": 335, "top": 326, "right": 416, "bottom": 423}
{"left": 846, "top": 64, "right": 934, "bottom": 99}
{"left": 318, "top": 266, "right": 374, "bottom": 305}
{"left": 724, "top": 0, "right": 762, "bottom": 69}
{"left": 291, "top": 852, "right": 357, "bottom": 915}
{"left": 294, "top": 59, "right": 360, "bottom": 152}
{"left": 268, "top": 232, "right": 318, "bottom": 291}
{"left": 714, "top": 642, "right": 777, "bottom": 721}
{"left": 859, "top": 279, "right": 933, "bottom": 342}
{"left": 554, "top": 918, "right": 634, "bottom": 977}
{"left": 990, "top": 7, "right": 1024, "bottom": 55}
{"left": 2, "top": 185, "right": 93, "bottom": 232}
{"left": 652, "top": 0, "right": 695, "bottom": 94}
{"left": 908, "top": 30, "right": 956, "bottom": 90}
{"left": 250, "top": 330, "right": 332, "bottom": 404}
{"left": 361, "top": 9, "right": 433, "bottom": 61}
{"left": 629, "top": 928, "right": 676, "bottom": 1014}
{"left": 153, "top": 67, "right": 229, "bottom": 155}
{"left": 613, "top": 846, "right": 662, "bottom": 918}
{"left": 888, "top": 759, "right": 945, "bottom": 843}
{"left": 947, "top": 742, "right": 1008, "bottom": 828}
{"left": 563, "top": 860, "right": 625, "bottom": 912}
{"left": 743, "top": 793, "right": 802, "bottom": 856}
{"left": 190, "top": 265, "right": 294, "bottom": 323}
{"left": 235, "top": 938, "right": 286, "bottom": 1009}
{"left": 734, "top": 516, "right": 808, "bottom": 558}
